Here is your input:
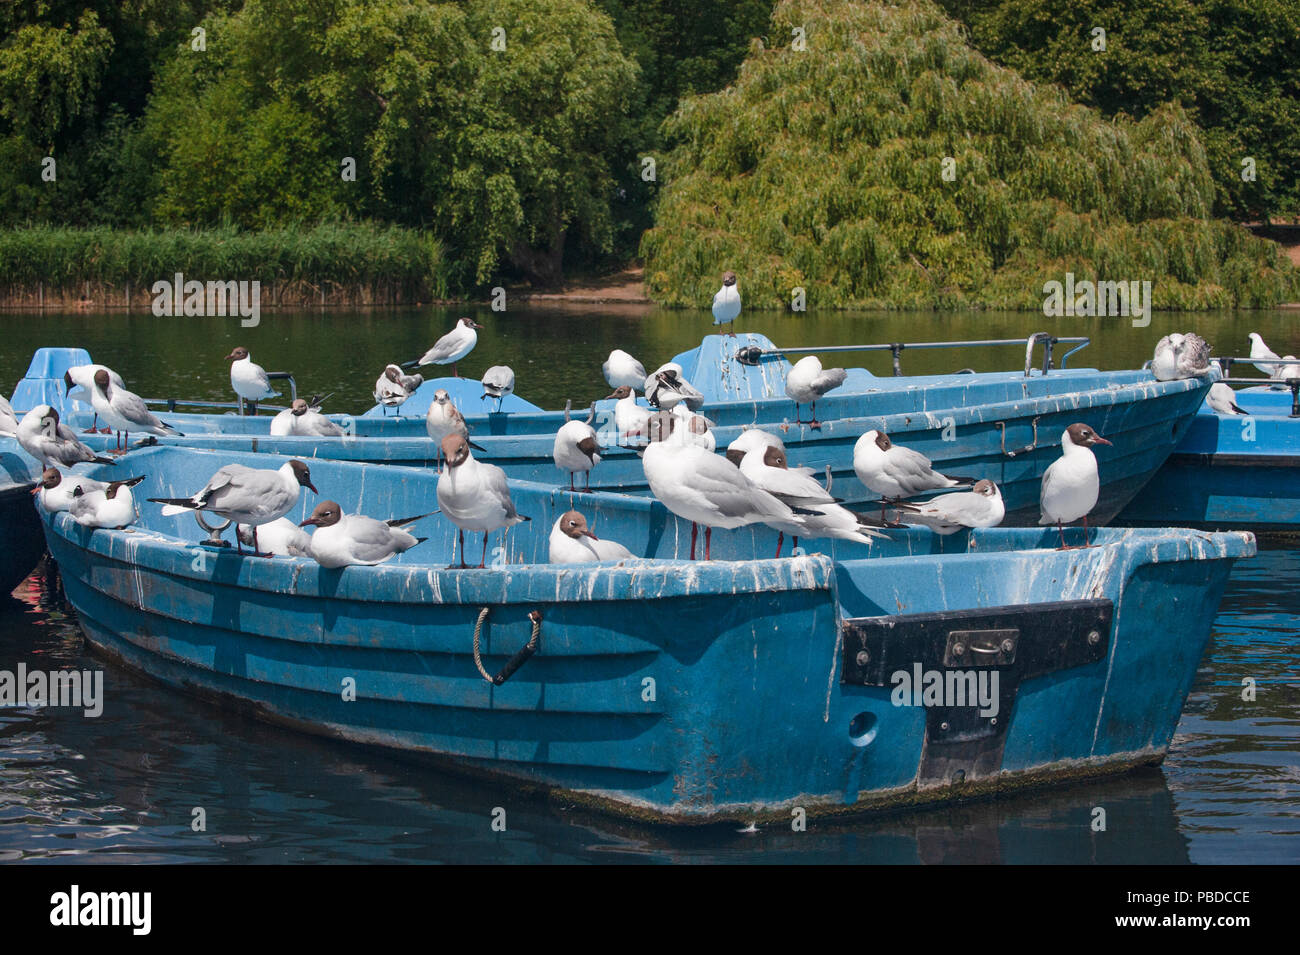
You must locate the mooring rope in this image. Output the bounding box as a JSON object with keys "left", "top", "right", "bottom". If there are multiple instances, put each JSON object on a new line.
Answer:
{"left": 472, "top": 607, "right": 544, "bottom": 685}
{"left": 472, "top": 606, "right": 493, "bottom": 682}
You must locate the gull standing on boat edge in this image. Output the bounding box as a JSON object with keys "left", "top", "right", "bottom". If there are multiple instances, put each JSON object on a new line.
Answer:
{"left": 711, "top": 271, "right": 741, "bottom": 334}
{"left": 436, "top": 433, "right": 529, "bottom": 568}
{"left": 785, "top": 355, "right": 847, "bottom": 428}
{"left": 1039, "top": 423, "right": 1112, "bottom": 548}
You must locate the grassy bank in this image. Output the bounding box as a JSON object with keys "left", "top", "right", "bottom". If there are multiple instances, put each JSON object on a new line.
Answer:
{"left": 0, "top": 223, "right": 450, "bottom": 307}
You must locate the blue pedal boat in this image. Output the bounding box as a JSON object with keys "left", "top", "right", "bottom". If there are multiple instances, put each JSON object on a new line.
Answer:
{"left": 1119, "top": 384, "right": 1300, "bottom": 533}
{"left": 37, "top": 336, "right": 1214, "bottom": 526}
{"left": 38, "top": 445, "right": 1254, "bottom": 823}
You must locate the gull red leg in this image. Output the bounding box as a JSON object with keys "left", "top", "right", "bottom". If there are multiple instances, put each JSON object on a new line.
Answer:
{"left": 690, "top": 522, "right": 697, "bottom": 560}
{"left": 705, "top": 527, "right": 712, "bottom": 561}
{"left": 1057, "top": 520, "right": 1068, "bottom": 550}
{"left": 809, "top": 402, "right": 820, "bottom": 430}
{"left": 775, "top": 531, "right": 784, "bottom": 558}
{"left": 480, "top": 532, "right": 488, "bottom": 569}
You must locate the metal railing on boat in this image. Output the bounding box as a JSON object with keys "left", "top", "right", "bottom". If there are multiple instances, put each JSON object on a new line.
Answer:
{"left": 1212, "top": 357, "right": 1300, "bottom": 417}
{"left": 142, "top": 372, "right": 299, "bottom": 416}
{"left": 735, "top": 332, "right": 1091, "bottom": 377}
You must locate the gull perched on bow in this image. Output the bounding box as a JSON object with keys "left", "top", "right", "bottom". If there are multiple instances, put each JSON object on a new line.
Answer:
{"left": 785, "top": 356, "right": 847, "bottom": 428}
{"left": 63, "top": 363, "right": 124, "bottom": 433}
{"left": 480, "top": 365, "right": 515, "bottom": 412}
{"left": 1039, "top": 423, "right": 1112, "bottom": 549}
{"left": 374, "top": 364, "right": 424, "bottom": 414}
{"left": 711, "top": 271, "right": 741, "bottom": 334}
{"left": 90, "top": 368, "right": 182, "bottom": 451}
{"left": 17, "top": 406, "right": 115, "bottom": 468}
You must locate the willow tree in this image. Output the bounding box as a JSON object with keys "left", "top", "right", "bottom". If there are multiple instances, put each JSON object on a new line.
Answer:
{"left": 641, "top": 0, "right": 1299, "bottom": 310}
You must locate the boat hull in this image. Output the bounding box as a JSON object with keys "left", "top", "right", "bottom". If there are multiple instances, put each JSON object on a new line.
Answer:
{"left": 39, "top": 448, "right": 1253, "bottom": 823}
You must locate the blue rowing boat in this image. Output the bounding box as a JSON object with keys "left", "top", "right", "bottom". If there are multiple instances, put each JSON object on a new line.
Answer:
{"left": 38, "top": 446, "right": 1254, "bottom": 823}
{"left": 24, "top": 337, "right": 1214, "bottom": 525}
{"left": 1119, "top": 385, "right": 1300, "bottom": 533}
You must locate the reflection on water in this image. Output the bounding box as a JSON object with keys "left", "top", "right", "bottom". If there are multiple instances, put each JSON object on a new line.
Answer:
{"left": 0, "top": 550, "right": 1295, "bottom": 864}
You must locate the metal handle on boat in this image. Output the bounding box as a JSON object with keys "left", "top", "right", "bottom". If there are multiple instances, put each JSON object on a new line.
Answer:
{"left": 734, "top": 336, "right": 1089, "bottom": 375}
{"left": 194, "top": 511, "right": 232, "bottom": 547}
{"left": 472, "top": 608, "right": 543, "bottom": 685}
{"left": 996, "top": 416, "right": 1041, "bottom": 457}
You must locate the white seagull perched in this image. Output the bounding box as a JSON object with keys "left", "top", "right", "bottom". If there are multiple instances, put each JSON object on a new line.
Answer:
{"left": 711, "top": 270, "right": 741, "bottom": 334}
{"left": 16, "top": 406, "right": 115, "bottom": 468}
{"left": 63, "top": 363, "right": 124, "bottom": 433}
{"left": 426, "top": 389, "right": 481, "bottom": 472}
{"left": 603, "top": 349, "right": 646, "bottom": 390}
{"left": 785, "top": 355, "right": 847, "bottom": 428}
{"left": 419, "top": 317, "right": 482, "bottom": 377}
{"left": 1248, "top": 332, "right": 1282, "bottom": 377}
{"left": 853, "top": 429, "right": 973, "bottom": 522}
{"left": 237, "top": 517, "right": 312, "bottom": 558}
{"left": 1272, "top": 355, "right": 1300, "bottom": 388}
{"left": 548, "top": 510, "right": 635, "bottom": 564}
{"left": 298, "top": 500, "right": 429, "bottom": 569}
{"left": 36, "top": 468, "right": 144, "bottom": 513}
{"left": 269, "top": 398, "right": 345, "bottom": 437}
{"left": 1039, "top": 423, "right": 1112, "bottom": 549}
{"left": 724, "top": 428, "right": 786, "bottom": 467}
{"left": 904, "top": 479, "right": 1005, "bottom": 535}
{"left": 604, "top": 386, "right": 652, "bottom": 443}
{"left": 148, "top": 459, "right": 318, "bottom": 555}
{"left": 90, "top": 368, "right": 181, "bottom": 451}
{"left": 225, "top": 346, "right": 278, "bottom": 411}
{"left": 374, "top": 364, "right": 424, "bottom": 414}
{"left": 1152, "top": 332, "right": 1211, "bottom": 381}
{"left": 436, "top": 433, "right": 529, "bottom": 569}
{"left": 480, "top": 365, "right": 515, "bottom": 412}
{"left": 69, "top": 479, "right": 141, "bottom": 529}
{"left": 644, "top": 363, "right": 704, "bottom": 412}
{"left": 1206, "top": 382, "right": 1246, "bottom": 416}
{"left": 0, "top": 394, "right": 18, "bottom": 436}
{"left": 553, "top": 404, "right": 603, "bottom": 492}
{"left": 641, "top": 412, "right": 799, "bottom": 560}
{"left": 740, "top": 445, "right": 886, "bottom": 556}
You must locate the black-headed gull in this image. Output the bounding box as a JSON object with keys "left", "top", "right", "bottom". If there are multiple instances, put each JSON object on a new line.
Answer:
{"left": 69, "top": 478, "right": 142, "bottom": 529}
{"left": 36, "top": 468, "right": 144, "bottom": 513}
{"left": 645, "top": 364, "right": 704, "bottom": 412}
{"left": 63, "top": 363, "right": 123, "bottom": 432}
{"left": 785, "top": 355, "right": 847, "bottom": 428}
{"left": 298, "top": 500, "right": 428, "bottom": 568}
{"left": 1248, "top": 332, "right": 1282, "bottom": 377}
{"left": 740, "top": 445, "right": 886, "bottom": 556}
{"left": 1206, "top": 382, "right": 1246, "bottom": 415}
{"left": 605, "top": 386, "right": 652, "bottom": 442}
{"left": 374, "top": 364, "right": 423, "bottom": 414}
{"left": 270, "top": 398, "right": 345, "bottom": 437}
{"left": 148, "top": 459, "right": 317, "bottom": 555}
{"left": 225, "top": 347, "right": 278, "bottom": 410}
{"left": 603, "top": 349, "right": 646, "bottom": 390}
{"left": 436, "top": 433, "right": 529, "bottom": 568}
{"left": 17, "top": 406, "right": 115, "bottom": 468}
{"left": 1272, "top": 355, "right": 1300, "bottom": 387}
{"left": 641, "top": 412, "right": 797, "bottom": 560}
{"left": 548, "top": 510, "right": 634, "bottom": 563}
{"left": 426, "top": 389, "right": 481, "bottom": 472}
{"left": 853, "top": 429, "right": 972, "bottom": 521}
{"left": 90, "top": 368, "right": 181, "bottom": 451}
{"left": 711, "top": 271, "right": 741, "bottom": 334}
{"left": 419, "top": 317, "right": 482, "bottom": 377}
{"left": 480, "top": 365, "right": 515, "bottom": 412}
{"left": 553, "top": 404, "right": 603, "bottom": 492}
{"left": 904, "top": 479, "right": 1005, "bottom": 535}
{"left": 237, "top": 517, "right": 312, "bottom": 558}
{"left": 1039, "top": 423, "right": 1112, "bottom": 548}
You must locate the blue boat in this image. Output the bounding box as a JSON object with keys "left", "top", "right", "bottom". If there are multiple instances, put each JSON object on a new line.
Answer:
{"left": 38, "top": 445, "right": 1254, "bottom": 823}
{"left": 1119, "top": 384, "right": 1300, "bottom": 533}
{"left": 29, "top": 336, "right": 1215, "bottom": 525}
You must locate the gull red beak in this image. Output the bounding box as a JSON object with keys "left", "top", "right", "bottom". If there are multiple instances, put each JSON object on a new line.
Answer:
{"left": 305, "top": 481, "right": 319, "bottom": 494}
{"left": 298, "top": 517, "right": 317, "bottom": 527}
{"left": 585, "top": 530, "right": 599, "bottom": 541}
{"left": 1093, "top": 436, "right": 1113, "bottom": 447}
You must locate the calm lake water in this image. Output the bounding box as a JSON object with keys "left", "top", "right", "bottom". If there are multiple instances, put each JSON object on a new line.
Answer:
{"left": 1, "top": 305, "right": 1298, "bottom": 864}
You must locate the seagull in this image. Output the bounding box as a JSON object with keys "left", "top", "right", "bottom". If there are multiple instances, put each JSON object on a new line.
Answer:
{"left": 1248, "top": 332, "right": 1282, "bottom": 377}
{"left": 436, "top": 433, "right": 529, "bottom": 569}
{"left": 63, "top": 364, "right": 124, "bottom": 432}
{"left": 270, "top": 398, "right": 345, "bottom": 437}
{"left": 36, "top": 468, "right": 144, "bottom": 513}
{"left": 645, "top": 364, "right": 704, "bottom": 412}
{"left": 225, "top": 346, "right": 278, "bottom": 412}
{"left": 148, "top": 459, "right": 318, "bottom": 555}
{"left": 374, "top": 364, "right": 423, "bottom": 414}
{"left": 853, "top": 430, "right": 973, "bottom": 522}
{"left": 480, "top": 365, "right": 515, "bottom": 412}
{"left": 641, "top": 412, "right": 798, "bottom": 560}
{"left": 1039, "top": 423, "right": 1112, "bottom": 549}
{"left": 1153, "top": 333, "right": 1211, "bottom": 381}
{"left": 1206, "top": 382, "right": 1246, "bottom": 415}
{"left": 903, "top": 479, "right": 1005, "bottom": 535}
{"left": 426, "top": 389, "right": 482, "bottom": 472}
{"left": 298, "top": 501, "right": 429, "bottom": 568}
{"left": 740, "top": 445, "right": 886, "bottom": 556}
{"left": 69, "top": 479, "right": 141, "bottom": 529}
{"left": 724, "top": 428, "right": 786, "bottom": 468}
{"left": 605, "top": 386, "right": 652, "bottom": 443}
{"left": 1272, "top": 355, "right": 1300, "bottom": 387}
{"left": 90, "top": 368, "right": 181, "bottom": 451}
{"left": 548, "top": 511, "right": 635, "bottom": 563}
{"left": 785, "top": 355, "right": 847, "bottom": 428}
{"left": 419, "top": 317, "right": 482, "bottom": 377}
{"left": 16, "top": 406, "right": 115, "bottom": 468}
{"left": 0, "top": 394, "right": 18, "bottom": 436}
{"left": 680, "top": 414, "right": 716, "bottom": 452}
{"left": 553, "top": 404, "right": 603, "bottom": 492}
{"left": 603, "top": 349, "right": 646, "bottom": 390}
{"left": 711, "top": 271, "right": 741, "bottom": 334}
{"left": 237, "top": 517, "right": 313, "bottom": 558}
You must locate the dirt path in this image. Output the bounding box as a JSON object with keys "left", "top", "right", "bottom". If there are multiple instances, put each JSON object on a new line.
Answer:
{"left": 516, "top": 267, "right": 649, "bottom": 305}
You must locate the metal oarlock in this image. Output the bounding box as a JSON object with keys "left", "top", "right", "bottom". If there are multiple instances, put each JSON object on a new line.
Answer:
{"left": 194, "top": 511, "right": 232, "bottom": 547}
